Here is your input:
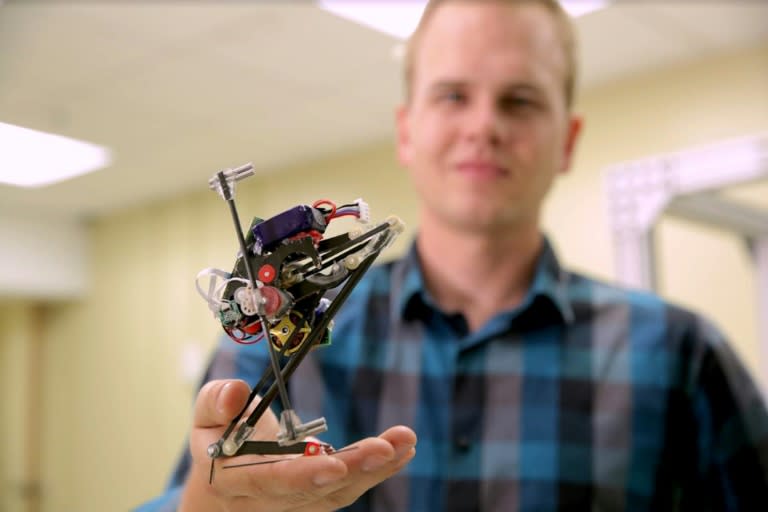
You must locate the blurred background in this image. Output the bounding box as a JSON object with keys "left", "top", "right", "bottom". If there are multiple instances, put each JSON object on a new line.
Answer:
{"left": 1, "top": 1, "right": 767, "bottom": 510}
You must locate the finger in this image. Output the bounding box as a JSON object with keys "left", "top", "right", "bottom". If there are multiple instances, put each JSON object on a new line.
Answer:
{"left": 286, "top": 427, "right": 417, "bottom": 511}
{"left": 206, "top": 427, "right": 417, "bottom": 508}
{"left": 330, "top": 426, "right": 416, "bottom": 473}
{"left": 378, "top": 425, "right": 418, "bottom": 459}
{"left": 316, "top": 452, "right": 415, "bottom": 512}
{"left": 216, "top": 433, "right": 402, "bottom": 500}
{"left": 212, "top": 447, "right": 349, "bottom": 503}
{"left": 193, "top": 379, "right": 251, "bottom": 428}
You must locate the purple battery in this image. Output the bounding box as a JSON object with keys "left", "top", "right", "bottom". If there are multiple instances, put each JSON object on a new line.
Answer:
{"left": 252, "top": 205, "right": 327, "bottom": 253}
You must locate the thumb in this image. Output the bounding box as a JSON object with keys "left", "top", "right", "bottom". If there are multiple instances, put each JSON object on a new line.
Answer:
{"left": 193, "top": 379, "right": 250, "bottom": 428}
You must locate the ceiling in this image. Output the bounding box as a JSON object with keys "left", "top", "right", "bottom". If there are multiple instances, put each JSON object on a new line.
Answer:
{"left": 1, "top": 1, "right": 767, "bottom": 220}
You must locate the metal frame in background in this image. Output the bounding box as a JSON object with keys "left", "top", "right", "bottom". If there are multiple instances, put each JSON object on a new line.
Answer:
{"left": 604, "top": 132, "right": 768, "bottom": 387}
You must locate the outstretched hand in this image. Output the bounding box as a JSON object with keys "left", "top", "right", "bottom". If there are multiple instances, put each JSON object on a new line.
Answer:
{"left": 179, "top": 379, "right": 417, "bottom": 512}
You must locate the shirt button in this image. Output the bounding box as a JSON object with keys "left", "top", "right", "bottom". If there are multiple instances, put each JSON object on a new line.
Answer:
{"left": 454, "top": 436, "right": 471, "bottom": 452}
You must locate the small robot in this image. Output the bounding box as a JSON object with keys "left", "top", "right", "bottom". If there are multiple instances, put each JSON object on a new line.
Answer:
{"left": 195, "top": 163, "right": 404, "bottom": 481}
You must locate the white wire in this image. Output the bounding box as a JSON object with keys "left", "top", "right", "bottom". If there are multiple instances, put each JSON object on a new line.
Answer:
{"left": 214, "top": 277, "right": 250, "bottom": 301}
{"left": 195, "top": 267, "right": 232, "bottom": 313}
{"left": 196, "top": 264, "right": 267, "bottom": 316}
{"left": 334, "top": 207, "right": 359, "bottom": 217}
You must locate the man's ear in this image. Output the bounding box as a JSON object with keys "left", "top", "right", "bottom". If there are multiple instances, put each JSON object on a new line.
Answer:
{"left": 561, "top": 115, "right": 583, "bottom": 174}
{"left": 395, "top": 104, "right": 412, "bottom": 167}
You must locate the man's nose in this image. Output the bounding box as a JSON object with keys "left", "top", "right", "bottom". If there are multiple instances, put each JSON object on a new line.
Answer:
{"left": 464, "top": 100, "right": 503, "bottom": 146}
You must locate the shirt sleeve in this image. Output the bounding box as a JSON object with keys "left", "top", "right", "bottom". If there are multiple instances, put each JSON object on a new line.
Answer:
{"left": 132, "top": 486, "right": 182, "bottom": 512}
{"left": 684, "top": 315, "right": 768, "bottom": 509}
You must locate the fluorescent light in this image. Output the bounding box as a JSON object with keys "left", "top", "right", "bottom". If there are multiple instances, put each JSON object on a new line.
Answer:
{"left": 563, "top": 0, "right": 610, "bottom": 18}
{"left": 318, "top": 0, "right": 608, "bottom": 40}
{"left": 319, "top": 1, "right": 425, "bottom": 39}
{"left": 0, "top": 122, "right": 111, "bottom": 188}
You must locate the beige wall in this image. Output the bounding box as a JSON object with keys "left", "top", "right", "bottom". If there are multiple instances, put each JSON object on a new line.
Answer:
{"left": 1, "top": 302, "right": 34, "bottom": 512}
{"left": 0, "top": 44, "right": 766, "bottom": 511}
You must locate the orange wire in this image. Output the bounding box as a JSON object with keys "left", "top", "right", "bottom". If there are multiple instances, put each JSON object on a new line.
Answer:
{"left": 312, "top": 199, "right": 337, "bottom": 220}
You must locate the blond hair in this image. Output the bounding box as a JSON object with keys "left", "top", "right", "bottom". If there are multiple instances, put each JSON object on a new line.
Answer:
{"left": 403, "top": 0, "right": 578, "bottom": 107}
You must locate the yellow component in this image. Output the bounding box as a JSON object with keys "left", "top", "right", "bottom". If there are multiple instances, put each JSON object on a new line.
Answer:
{"left": 269, "top": 312, "right": 310, "bottom": 355}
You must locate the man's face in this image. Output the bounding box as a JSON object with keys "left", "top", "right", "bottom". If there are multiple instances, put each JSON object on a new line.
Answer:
{"left": 397, "top": 1, "right": 581, "bottom": 234}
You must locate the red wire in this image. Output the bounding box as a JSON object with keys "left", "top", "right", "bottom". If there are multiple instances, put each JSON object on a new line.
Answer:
{"left": 312, "top": 199, "right": 336, "bottom": 221}
{"left": 225, "top": 326, "right": 263, "bottom": 345}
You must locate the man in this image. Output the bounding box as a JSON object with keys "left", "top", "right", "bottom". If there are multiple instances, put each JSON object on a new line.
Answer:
{"left": 138, "top": 0, "right": 768, "bottom": 510}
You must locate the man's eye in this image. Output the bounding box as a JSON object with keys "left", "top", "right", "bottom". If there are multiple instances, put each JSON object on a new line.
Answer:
{"left": 441, "top": 91, "right": 466, "bottom": 103}
{"left": 501, "top": 96, "right": 536, "bottom": 111}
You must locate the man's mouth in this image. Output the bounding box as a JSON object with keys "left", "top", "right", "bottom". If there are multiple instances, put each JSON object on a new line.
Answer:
{"left": 455, "top": 161, "right": 509, "bottom": 177}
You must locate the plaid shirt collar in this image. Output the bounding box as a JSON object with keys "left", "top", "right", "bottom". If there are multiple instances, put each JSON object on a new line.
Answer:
{"left": 396, "top": 234, "right": 575, "bottom": 328}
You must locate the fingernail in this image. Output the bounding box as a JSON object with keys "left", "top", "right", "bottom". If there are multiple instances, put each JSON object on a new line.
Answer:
{"left": 217, "top": 382, "right": 233, "bottom": 415}
{"left": 313, "top": 471, "right": 344, "bottom": 487}
{"left": 362, "top": 455, "right": 391, "bottom": 472}
{"left": 395, "top": 444, "right": 415, "bottom": 459}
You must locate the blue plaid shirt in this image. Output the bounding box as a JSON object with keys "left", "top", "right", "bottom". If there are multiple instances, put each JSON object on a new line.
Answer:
{"left": 138, "top": 238, "right": 768, "bottom": 511}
